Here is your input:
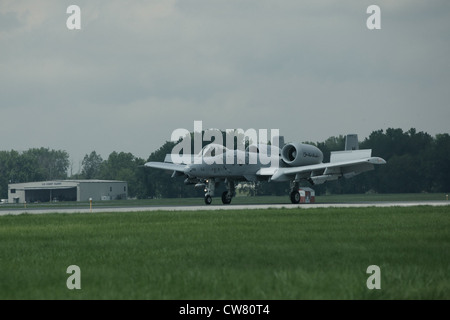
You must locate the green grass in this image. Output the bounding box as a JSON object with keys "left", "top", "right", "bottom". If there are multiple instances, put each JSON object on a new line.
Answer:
{"left": 0, "top": 206, "right": 449, "bottom": 299}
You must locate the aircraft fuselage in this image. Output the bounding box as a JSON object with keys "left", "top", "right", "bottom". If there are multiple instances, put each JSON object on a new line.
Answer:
{"left": 184, "top": 149, "right": 276, "bottom": 181}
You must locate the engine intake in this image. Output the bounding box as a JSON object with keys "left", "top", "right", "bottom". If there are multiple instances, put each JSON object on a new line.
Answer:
{"left": 281, "top": 143, "right": 323, "bottom": 167}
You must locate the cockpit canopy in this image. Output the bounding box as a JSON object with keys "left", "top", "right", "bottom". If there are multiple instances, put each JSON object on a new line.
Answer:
{"left": 198, "top": 144, "right": 230, "bottom": 158}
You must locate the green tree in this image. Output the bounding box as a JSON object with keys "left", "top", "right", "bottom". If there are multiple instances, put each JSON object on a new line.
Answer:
{"left": 314, "top": 135, "right": 346, "bottom": 163}
{"left": 430, "top": 133, "right": 450, "bottom": 192}
{"left": 81, "top": 151, "right": 103, "bottom": 179}
{"left": 22, "top": 148, "right": 69, "bottom": 180}
{"left": 0, "top": 148, "right": 69, "bottom": 197}
{"left": 99, "top": 151, "right": 147, "bottom": 198}
{"left": 144, "top": 141, "right": 203, "bottom": 199}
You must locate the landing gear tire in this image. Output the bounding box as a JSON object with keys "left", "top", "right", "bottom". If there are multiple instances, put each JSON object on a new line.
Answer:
{"left": 204, "top": 195, "right": 212, "bottom": 205}
{"left": 290, "top": 190, "right": 300, "bottom": 204}
{"left": 221, "top": 191, "right": 232, "bottom": 204}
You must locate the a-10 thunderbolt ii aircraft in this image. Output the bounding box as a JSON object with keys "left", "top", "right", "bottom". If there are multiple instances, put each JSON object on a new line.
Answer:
{"left": 144, "top": 134, "right": 386, "bottom": 205}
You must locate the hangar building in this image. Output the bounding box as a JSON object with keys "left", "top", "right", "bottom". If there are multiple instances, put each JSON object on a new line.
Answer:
{"left": 8, "top": 180, "right": 128, "bottom": 204}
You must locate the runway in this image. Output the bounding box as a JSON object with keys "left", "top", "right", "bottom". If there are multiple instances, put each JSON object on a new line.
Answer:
{"left": 1, "top": 201, "right": 449, "bottom": 216}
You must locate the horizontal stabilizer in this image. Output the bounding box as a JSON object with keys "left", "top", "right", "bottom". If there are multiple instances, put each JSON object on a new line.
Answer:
{"left": 330, "top": 149, "right": 372, "bottom": 163}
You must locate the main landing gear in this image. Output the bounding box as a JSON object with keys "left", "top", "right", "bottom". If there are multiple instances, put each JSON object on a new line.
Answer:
{"left": 289, "top": 180, "right": 301, "bottom": 204}
{"left": 290, "top": 190, "right": 301, "bottom": 204}
{"left": 289, "top": 180, "right": 315, "bottom": 204}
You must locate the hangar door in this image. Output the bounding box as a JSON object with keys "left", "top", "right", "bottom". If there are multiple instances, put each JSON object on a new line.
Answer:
{"left": 25, "top": 187, "right": 77, "bottom": 203}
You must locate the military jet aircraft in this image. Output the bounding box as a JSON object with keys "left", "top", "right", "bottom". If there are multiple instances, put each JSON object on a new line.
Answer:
{"left": 144, "top": 134, "right": 386, "bottom": 205}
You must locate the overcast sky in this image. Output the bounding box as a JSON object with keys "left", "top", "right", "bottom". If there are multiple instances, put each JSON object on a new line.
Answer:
{"left": 1, "top": 0, "right": 449, "bottom": 172}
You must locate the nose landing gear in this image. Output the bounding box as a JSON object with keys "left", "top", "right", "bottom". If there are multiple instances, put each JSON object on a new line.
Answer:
{"left": 203, "top": 179, "right": 236, "bottom": 205}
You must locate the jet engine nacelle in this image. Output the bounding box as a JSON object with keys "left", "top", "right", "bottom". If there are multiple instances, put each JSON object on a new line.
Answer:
{"left": 281, "top": 143, "right": 323, "bottom": 167}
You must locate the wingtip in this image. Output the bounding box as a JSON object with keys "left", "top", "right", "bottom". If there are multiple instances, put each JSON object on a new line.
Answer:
{"left": 368, "top": 157, "right": 386, "bottom": 164}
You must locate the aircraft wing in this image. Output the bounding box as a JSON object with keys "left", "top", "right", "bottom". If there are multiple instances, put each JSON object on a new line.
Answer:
{"left": 258, "top": 149, "right": 386, "bottom": 184}
{"left": 144, "top": 162, "right": 187, "bottom": 173}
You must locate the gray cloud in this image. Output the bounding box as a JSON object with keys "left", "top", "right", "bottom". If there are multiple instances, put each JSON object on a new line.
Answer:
{"left": 1, "top": 1, "right": 449, "bottom": 172}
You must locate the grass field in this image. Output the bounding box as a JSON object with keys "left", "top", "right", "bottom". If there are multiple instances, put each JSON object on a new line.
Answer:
{"left": 0, "top": 205, "right": 449, "bottom": 299}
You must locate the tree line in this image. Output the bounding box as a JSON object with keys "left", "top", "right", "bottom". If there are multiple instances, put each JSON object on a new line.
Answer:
{"left": 312, "top": 128, "right": 450, "bottom": 195}
{"left": 1, "top": 128, "right": 449, "bottom": 199}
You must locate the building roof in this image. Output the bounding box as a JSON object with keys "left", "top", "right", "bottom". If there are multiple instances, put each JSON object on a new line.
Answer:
{"left": 9, "top": 180, "right": 127, "bottom": 188}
